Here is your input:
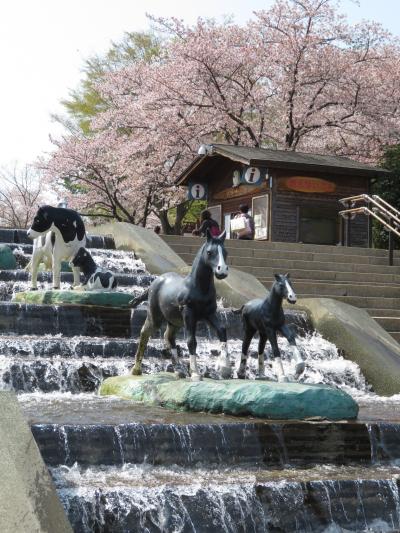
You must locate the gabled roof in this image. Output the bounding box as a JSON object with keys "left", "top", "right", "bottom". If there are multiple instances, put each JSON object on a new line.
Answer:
{"left": 176, "top": 144, "right": 389, "bottom": 185}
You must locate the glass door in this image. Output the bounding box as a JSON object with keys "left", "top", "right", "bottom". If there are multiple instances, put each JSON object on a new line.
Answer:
{"left": 208, "top": 205, "right": 222, "bottom": 227}
{"left": 224, "top": 213, "right": 232, "bottom": 239}
{"left": 252, "top": 195, "right": 269, "bottom": 240}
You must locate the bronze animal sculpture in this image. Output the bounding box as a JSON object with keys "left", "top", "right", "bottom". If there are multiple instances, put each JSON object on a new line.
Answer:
{"left": 130, "top": 230, "right": 230, "bottom": 381}
{"left": 236, "top": 273, "right": 305, "bottom": 381}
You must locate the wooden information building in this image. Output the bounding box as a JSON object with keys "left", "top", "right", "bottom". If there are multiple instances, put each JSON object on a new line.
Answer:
{"left": 176, "top": 144, "right": 389, "bottom": 246}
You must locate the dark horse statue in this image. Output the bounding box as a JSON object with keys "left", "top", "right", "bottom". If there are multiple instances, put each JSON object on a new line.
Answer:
{"left": 236, "top": 273, "right": 305, "bottom": 382}
{"left": 129, "top": 230, "right": 230, "bottom": 381}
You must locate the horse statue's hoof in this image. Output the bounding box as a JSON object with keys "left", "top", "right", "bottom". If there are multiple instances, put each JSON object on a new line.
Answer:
{"left": 294, "top": 361, "right": 305, "bottom": 378}
{"left": 131, "top": 366, "right": 142, "bottom": 376}
{"left": 219, "top": 366, "right": 232, "bottom": 380}
{"left": 190, "top": 373, "right": 203, "bottom": 382}
{"left": 236, "top": 365, "right": 246, "bottom": 379}
{"left": 174, "top": 363, "right": 187, "bottom": 379}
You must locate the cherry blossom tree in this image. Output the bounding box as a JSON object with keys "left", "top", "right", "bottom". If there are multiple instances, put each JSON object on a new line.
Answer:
{"left": 43, "top": 0, "right": 400, "bottom": 231}
{"left": 0, "top": 165, "right": 44, "bottom": 228}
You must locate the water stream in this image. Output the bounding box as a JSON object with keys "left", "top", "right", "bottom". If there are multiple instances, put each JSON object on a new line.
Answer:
{"left": 1, "top": 232, "right": 400, "bottom": 531}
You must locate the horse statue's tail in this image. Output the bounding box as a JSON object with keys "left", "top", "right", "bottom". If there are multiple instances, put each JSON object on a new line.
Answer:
{"left": 232, "top": 305, "right": 244, "bottom": 315}
{"left": 129, "top": 289, "right": 149, "bottom": 308}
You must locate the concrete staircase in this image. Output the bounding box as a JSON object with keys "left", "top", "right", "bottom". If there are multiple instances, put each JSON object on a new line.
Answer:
{"left": 162, "top": 235, "right": 400, "bottom": 342}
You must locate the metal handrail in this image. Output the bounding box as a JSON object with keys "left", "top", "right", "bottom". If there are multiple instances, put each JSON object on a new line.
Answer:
{"left": 372, "top": 195, "right": 400, "bottom": 220}
{"left": 339, "top": 194, "right": 400, "bottom": 265}
{"left": 340, "top": 194, "right": 400, "bottom": 228}
{"left": 338, "top": 207, "right": 400, "bottom": 238}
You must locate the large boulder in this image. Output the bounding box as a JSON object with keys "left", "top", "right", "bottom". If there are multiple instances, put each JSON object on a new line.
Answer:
{"left": 100, "top": 372, "right": 358, "bottom": 421}
{"left": 0, "top": 392, "right": 72, "bottom": 532}
{"left": 295, "top": 298, "right": 400, "bottom": 396}
{"left": 13, "top": 290, "right": 133, "bottom": 308}
{"left": 0, "top": 244, "right": 17, "bottom": 270}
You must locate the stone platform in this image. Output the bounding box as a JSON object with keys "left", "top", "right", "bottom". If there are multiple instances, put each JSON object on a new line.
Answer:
{"left": 13, "top": 289, "right": 133, "bottom": 308}
{"left": 100, "top": 373, "right": 358, "bottom": 421}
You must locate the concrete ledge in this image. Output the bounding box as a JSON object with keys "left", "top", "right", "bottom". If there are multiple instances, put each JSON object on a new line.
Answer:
{"left": 0, "top": 392, "right": 71, "bottom": 533}
{"left": 13, "top": 289, "right": 133, "bottom": 308}
{"left": 296, "top": 298, "right": 400, "bottom": 396}
{"left": 100, "top": 372, "right": 358, "bottom": 421}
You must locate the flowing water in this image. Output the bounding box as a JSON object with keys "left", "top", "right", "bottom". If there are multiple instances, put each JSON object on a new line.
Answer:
{"left": 1, "top": 230, "right": 400, "bottom": 531}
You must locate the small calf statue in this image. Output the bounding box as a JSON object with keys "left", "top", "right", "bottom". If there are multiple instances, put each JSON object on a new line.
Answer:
{"left": 27, "top": 205, "right": 86, "bottom": 289}
{"left": 236, "top": 273, "right": 305, "bottom": 382}
{"left": 70, "top": 247, "right": 117, "bottom": 291}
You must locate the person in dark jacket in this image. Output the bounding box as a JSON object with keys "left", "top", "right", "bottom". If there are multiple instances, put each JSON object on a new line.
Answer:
{"left": 192, "top": 209, "right": 220, "bottom": 237}
{"left": 235, "top": 204, "right": 255, "bottom": 240}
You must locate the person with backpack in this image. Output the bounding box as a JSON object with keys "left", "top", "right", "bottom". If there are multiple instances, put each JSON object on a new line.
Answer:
{"left": 192, "top": 209, "right": 220, "bottom": 237}
{"left": 235, "top": 204, "right": 255, "bottom": 240}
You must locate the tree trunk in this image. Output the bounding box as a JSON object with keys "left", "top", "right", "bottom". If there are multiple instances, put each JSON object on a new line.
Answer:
{"left": 174, "top": 202, "right": 190, "bottom": 235}
{"left": 158, "top": 210, "right": 174, "bottom": 235}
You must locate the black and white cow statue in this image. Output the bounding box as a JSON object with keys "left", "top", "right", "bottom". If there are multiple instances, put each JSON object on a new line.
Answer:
{"left": 70, "top": 247, "right": 117, "bottom": 291}
{"left": 27, "top": 205, "right": 86, "bottom": 290}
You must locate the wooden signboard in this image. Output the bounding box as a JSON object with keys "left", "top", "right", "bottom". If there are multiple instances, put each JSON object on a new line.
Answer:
{"left": 278, "top": 176, "right": 336, "bottom": 194}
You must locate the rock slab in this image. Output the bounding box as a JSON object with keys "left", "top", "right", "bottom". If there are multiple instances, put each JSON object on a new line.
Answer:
{"left": 100, "top": 373, "right": 359, "bottom": 420}
{"left": 0, "top": 392, "right": 72, "bottom": 533}
{"left": 13, "top": 289, "right": 133, "bottom": 308}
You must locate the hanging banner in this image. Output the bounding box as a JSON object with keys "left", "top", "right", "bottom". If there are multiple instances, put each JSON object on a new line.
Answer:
{"left": 188, "top": 182, "right": 208, "bottom": 200}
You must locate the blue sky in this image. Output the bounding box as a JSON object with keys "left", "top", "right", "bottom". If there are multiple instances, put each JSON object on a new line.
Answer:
{"left": 0, "top": 0, "right": 399, "bottom": 169}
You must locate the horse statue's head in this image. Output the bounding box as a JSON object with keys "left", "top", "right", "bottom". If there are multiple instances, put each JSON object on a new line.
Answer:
{"left": 203, "top": 229, "right": 229, "bottom": 280}
{"left": 273, "top": 273, "right": 297, "bottom": 304}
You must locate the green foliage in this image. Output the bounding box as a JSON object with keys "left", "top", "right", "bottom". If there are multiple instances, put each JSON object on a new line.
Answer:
{"left": 371, "top": 145, "right": 400, "bottom": 249}
{"left": 167, "top": 200, "right": 207, "bottom": 225}
{"left": 61, "top": 31, "right": 161, "bottom": 134}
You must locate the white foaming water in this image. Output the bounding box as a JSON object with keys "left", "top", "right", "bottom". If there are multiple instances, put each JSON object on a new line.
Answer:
{"left": 1, "top": 331, "right": 398, "bottom": 409}
{"left": 51, "top": 463, "right": 400, "bottom": 533}
{"left": 88, "top": 249, "right": 147, "bottom": 275}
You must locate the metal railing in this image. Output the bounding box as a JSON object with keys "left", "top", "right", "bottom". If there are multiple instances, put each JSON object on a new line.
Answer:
{"left": 339, "top": 194, "right": 400, "bottom": 265}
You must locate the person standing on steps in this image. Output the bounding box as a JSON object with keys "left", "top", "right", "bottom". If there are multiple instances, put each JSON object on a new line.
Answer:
{"left": 192, "top": 209, "right": 220, "bottom": 237}
{"left": 235, "top": 204, "right": 255, "bottom": 240}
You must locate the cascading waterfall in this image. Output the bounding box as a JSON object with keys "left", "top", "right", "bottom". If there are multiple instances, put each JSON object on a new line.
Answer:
{"left": 51, "top": 464, "right": 400, "bottom": 533}
{"left": 1, "top": 230, "right": 400, "bottom": 532}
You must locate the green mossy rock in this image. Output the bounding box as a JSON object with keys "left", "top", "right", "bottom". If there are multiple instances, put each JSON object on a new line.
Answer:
{"left": 13, "top": 290, "right": 133, "bottom": 308}
{"left": 0, "top": 244, "right": 17, "bottom": 270}
{"left": 100, "top": 373, "right": 359, "bottom": 420}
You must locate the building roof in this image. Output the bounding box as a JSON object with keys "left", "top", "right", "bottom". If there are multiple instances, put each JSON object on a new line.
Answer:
{"left": 176, "top": 144, "right": 390, "bottom": 185}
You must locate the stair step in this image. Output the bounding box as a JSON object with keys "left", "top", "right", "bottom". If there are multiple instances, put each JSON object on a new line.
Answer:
{"left": 176, "top": 252, "right": 400, "bottom": 276}
{"left": 389, "top": 331, "right": 400, "bottom": 342}
{"left": 31, "top": 420, "right": 388, "bottom": 468}
{"left": 366, "top": 308, "right": 400, "bottom": 317}
{"left": 372, "top": 317, "right": 400, "bottom": 332}
{"left": 162, "top": 235, "right": 396, "bottom": 258}
{"left": 266, "top": 281, "right": 400, "bottom": 298}
{"left": 51, "top": 462, "right": 400, "bottom": 533}
{"left": 173, "top": 247, "right": 398, "bottom": 267}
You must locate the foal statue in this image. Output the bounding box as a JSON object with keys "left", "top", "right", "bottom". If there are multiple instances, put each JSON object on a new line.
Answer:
{"left": 236, "top": 273, "right": 305, "bottom": 382}
{"left": 130, "top": 230, "right": 230, "bottom": 381}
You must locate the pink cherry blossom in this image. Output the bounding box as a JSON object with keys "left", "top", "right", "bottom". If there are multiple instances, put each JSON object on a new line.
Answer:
{"left": 42, "top": 0, "right": 400, "bottom": 228}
